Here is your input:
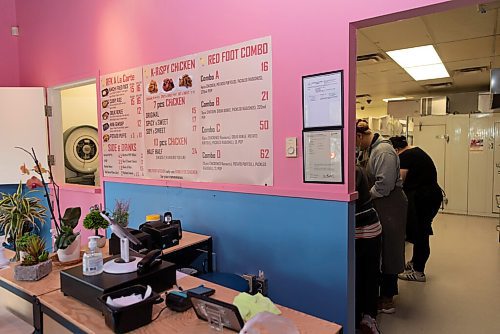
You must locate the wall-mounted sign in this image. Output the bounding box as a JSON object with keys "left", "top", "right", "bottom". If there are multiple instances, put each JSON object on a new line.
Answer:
{"left": 303, "top": 129, "right": 343, "bottom": 183}
{"left": 100, "top": 37, "right": 273, "bottom": 186}
{"left": 302, "top": 70, "right": 343, "bottom": 128}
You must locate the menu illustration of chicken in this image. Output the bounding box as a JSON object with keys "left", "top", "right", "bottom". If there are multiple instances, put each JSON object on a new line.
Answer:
{"left": 100, "top": 67, "right": 145, "bottom": 178}
{"left": 100, "top": 37, "right": 273, "bottom": 186}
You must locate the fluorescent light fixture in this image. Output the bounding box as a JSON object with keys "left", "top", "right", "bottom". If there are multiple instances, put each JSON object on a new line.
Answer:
{"left": 405, "top": 64, "right": 449, "bottom": 81}
{"left": 386, "top": 45, "right": 449, "bottom": 81}
{"left": 383, "top": 97, "right": 407, "bottom": 103}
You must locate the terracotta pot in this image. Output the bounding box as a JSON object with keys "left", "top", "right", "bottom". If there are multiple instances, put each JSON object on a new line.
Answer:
{"left": 57, "top": 234, "right": 81, "bottom": 263}
{"left": 14, "top": 259, "right": 52, "bottom": 281}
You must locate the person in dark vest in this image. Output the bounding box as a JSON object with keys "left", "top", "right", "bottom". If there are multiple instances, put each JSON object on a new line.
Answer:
{"left": 355, "top": 165, "right": 382, "bottom": 334}
{"left": 356, "top": 119, "right": 407, "bottom": 314}
{"left": 389, "top": 136, "right": 443, "bottom": 282}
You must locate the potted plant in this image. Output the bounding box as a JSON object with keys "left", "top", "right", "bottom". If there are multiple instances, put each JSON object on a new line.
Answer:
{"left": 0, "top": 182, "right": 47, "bottom": 261}
{"left": 14, "top": 234, "right": 52, "bottom": 281}
{"left": 18, "top": 147, "right": 82, "bottom": 263}
{"left": 112, "top": 200, "right": 130, "bottom": 227}
{"left": 16, "top": 232, "right": 32, "bottom": 262}
{"left": 83, "top": 205, "right": 109, "bottom": 248}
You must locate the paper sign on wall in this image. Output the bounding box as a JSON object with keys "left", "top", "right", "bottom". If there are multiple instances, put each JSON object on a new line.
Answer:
{"left": 100, "top": 37, "right": 273, "bottom": 186}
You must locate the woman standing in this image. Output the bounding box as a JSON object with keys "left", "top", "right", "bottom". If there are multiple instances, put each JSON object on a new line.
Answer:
{"left": 356, "top": 120, "right": 407, "bottom": 314}
{"left": 389, "top": 136, "right": 443, "bottom": 282}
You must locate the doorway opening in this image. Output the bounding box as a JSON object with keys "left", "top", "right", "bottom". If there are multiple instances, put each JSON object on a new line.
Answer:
{"left": 47, "top": 79, "right": 100, "bottom": 188}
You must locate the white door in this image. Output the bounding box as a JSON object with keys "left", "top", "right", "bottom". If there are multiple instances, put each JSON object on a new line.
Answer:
{"left": 0, "top": 88, "right": 48, "bottom": 184}
{"left": 413, "top": 124, "right": 446, "bottom": 190}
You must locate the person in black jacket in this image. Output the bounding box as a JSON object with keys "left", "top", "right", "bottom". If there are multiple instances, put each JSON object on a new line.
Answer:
{"left": 389, "top": 136, "right": 443, "bottom": 282}
{"left": 355, "top": 165, "right": 382, "bottom": 334}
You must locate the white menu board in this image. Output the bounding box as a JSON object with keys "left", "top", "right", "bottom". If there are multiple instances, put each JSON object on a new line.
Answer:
{"left": 303, "top": 129, "right": 343, "bottom": 183}
{"left": 99, "top": 37, "right": 273, "bottom": 186}
{"left": 101, "top": 67, "right": 145, "bottom": 178}
{"left": 197, "top": 37, "right": 273, "bottom": 185}
{"left": 143, "top": 55, "right": 200, "bottom": 181}
{"left": 303, "top": 71, "right": 343, "bottom": 128}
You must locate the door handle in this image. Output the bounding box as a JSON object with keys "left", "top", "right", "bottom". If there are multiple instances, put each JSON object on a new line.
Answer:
{"left": 435, "top": 134, "right": 449, "bottom": 143}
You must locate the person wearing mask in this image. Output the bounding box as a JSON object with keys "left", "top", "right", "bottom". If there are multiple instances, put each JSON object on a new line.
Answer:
{"left": 356, "top": 119, "right": 407, "bottom": 314}
{"left": 389, "top": 136, "right": 443, "bottom": 282}
{"left": 355, "top": 165, "right": 382, "bottom": 334}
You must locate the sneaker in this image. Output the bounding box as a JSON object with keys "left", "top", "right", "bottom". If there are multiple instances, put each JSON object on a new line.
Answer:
{"left": 398, "top": 270, "right": 426, "bottom": 282}
{"left": 377, "top": 297, "right": 395, "bottom": 314}
{"left": 360, "top": 314, "right": 381, "bottom": 334}
{"left": 404, "top": 261, "right": 414, "bottom": 271}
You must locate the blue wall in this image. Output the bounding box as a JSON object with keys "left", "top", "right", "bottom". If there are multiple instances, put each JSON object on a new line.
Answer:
{"left": 105, "top": 182, "right": 355, "bottom": 329}
{"left": 0, "top": 184, "right": 52, "bottom": 251}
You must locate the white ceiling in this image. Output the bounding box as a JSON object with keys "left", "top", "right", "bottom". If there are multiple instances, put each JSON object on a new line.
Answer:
{"left": 356, "top": 1, "right": 500, "bottom": 113}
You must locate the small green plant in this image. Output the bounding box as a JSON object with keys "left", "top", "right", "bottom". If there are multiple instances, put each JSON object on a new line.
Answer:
{"left": 0, "top": 182, "right": 47, "bottom": 260}
{"left": 112, "top": 200, "right": 130, "bottom": 227}
{"left": 21, "top": 234, "right": 49, "bottom": 266}
{"left": 83, "top": 205, "right": 109, "bottom": 236}
{"left": 16, "top": 233, "right": 33, "bottom": 252}
{"left": 54, "top": 207, "right": 81, "bottom": 250}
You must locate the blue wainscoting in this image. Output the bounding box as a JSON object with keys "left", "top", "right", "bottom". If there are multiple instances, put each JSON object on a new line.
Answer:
{"left": 0, "top": 184, "right": 52, "bottom": 251}
{"left": 105, "top": 182, "right": 355, "bottom": 330}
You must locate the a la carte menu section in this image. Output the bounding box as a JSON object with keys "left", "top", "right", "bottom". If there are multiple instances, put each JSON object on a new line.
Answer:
{"left": 101, "top": 67, "right": 145, "bottom": 178}
{"left": 100, "top": 36, "right": 273, "bottom": 186}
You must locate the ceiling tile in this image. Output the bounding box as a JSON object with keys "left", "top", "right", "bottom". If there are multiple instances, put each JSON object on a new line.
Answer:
{"left": 494, "top": 36, "right": 500, "bottom": 55}
{"left": 357, "top": 61, "right": 400, "bottom": 74}
{"left": 444, "top": 57, "right": 492, "bottom": 71}
{"left": 423, "top": 6, "right": 496, "bottom": 43}
{"left": 360, "top": 17, "right": 432, "bottom": 51}
{"left": 356, "top": 31, "right": 380, "bottom": 56}
{"left": 436, "top": 37, "right": 495, "bottom": 63}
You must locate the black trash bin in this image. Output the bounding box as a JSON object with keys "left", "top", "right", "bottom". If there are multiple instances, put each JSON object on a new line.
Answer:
{"left": 98, "top": 285, "right": 160, "bottom": 333}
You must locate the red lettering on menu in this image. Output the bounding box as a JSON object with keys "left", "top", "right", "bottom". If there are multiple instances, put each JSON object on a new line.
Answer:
{"left": 121, "top": 143, "right": 137, "bottom": 151}
{"left": 169, "top": 59, "right": 195, "bottom": 73}
{"left": 208, "top": 53, "right": 220, "bottom": 65}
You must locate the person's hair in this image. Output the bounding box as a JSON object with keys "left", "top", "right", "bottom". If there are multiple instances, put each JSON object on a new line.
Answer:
{"left": 389, "top": 136, "right": 408, "bottom": 150}
{"left": 356, "top": 119, "right": 370, "bottom": 134}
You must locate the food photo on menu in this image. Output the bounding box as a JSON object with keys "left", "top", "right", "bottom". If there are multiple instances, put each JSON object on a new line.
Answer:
{"left": 102, "top": 100, "right": 109, "bottom": 108}
{"left": 178, "top": 74, "right": 192, "bottom": 88}
{"left": 101, "top": 88, "right": 109, "bottom": 97}
{"left": 162, "top": 78, "right": 175, "bottom": 92}
{"left": 148, "top": 80, "right": 158, "bottom": 94}
{"left": 102, "top": 123, "right": 109, "bottom": 131}
{"left": 102, "top": 111, "right": 109, "bottom": 120}
{"left": 103, "top": 134, "right": 110, "bottom": 142}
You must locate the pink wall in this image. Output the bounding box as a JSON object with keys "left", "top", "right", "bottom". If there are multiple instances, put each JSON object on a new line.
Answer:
{"left": 14, "top": 0, "right": 473, "bottom": 201}
{"left": 50, "top": 186, "right": 104, "bottom": 245}
{"left": 0, "top": 0, "right": 19, "bottom": 86}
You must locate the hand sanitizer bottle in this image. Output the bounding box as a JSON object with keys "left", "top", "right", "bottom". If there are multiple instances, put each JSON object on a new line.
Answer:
{"left": 83, "top": 236, "right": 103, "bottom": 276}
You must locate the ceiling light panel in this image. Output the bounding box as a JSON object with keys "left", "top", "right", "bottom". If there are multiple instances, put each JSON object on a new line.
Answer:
{"left": 387, "top": 45, "right": 449, "bottom": 81}
{"left": 404, "top": 64, "right": 450, "bottom": 80}
{"left": 387, "top": 45, "right": 442, "bottom": 68}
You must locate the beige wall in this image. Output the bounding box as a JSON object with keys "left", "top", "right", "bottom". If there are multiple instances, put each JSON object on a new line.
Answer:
{"left": 61, "top": 83, "right": 97, "bottom": 132}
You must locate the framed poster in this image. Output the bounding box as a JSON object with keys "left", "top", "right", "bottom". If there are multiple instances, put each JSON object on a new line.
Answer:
{"left": 303, "top": 70, "right": 343, "bottom": 128}
{"left": 303, "top": 129, "right": 343, "bottom": 183}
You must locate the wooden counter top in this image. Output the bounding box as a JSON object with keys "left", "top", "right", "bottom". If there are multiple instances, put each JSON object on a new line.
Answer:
{"left": 39, "top": 275, "right": 342, "bottom": 334}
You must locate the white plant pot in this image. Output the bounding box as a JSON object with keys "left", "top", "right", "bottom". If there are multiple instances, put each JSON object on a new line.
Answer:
{"left": 57, "top": 234, "right": 81, "bottom": 263}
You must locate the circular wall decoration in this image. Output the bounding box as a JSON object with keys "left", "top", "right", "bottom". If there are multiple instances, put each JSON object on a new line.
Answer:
{"left": 63, "top": 125, "right": 99, "bottom": 174}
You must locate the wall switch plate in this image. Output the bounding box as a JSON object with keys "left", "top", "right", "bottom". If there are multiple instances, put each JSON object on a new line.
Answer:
{"left": 285, "top": 137, "right": 297, "bottom": 158}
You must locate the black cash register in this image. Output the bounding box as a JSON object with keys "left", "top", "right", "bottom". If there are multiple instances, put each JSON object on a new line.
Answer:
{"left": 139, "top": 212, "right": 182, "bottom": 250}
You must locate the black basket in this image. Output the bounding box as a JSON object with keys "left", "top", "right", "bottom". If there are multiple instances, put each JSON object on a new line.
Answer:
{"left": 98, "top": 285, "right": 159, "bottom": 333}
